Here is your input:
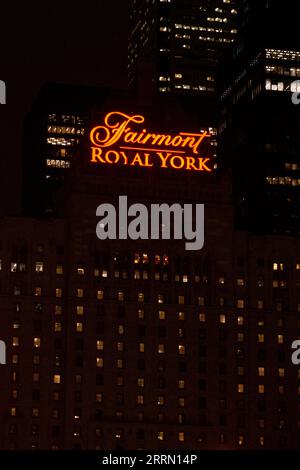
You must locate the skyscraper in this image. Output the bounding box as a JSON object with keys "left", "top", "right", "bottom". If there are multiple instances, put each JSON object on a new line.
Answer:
{"left": 219, "top": 0, "right": 300, "bottom": 234}
{"left": 128, "top": 0, "right": 239, "bottom": 97}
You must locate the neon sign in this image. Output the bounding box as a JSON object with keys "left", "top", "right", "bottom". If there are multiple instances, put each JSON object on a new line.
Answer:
{"left": 90, "top": 111, "right": 212, "bottom": 172}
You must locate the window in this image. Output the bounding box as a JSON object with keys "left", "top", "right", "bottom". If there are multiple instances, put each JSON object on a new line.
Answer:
{"left": 178, "top": 311, "right": 185, "bottom": 321}
{"left": 258, "top": 334, "right": 265, "bottom": 343}
{"left": 12, "top": 337, "right": 19, "bottom": 347}
{"left": 178, "top": 432, "right": 185, "bottom": 442}
{"left": 56, "top": 264, "right": 63, "bottom": 275}
{"left": 35, "top": 287, "right": 42, "bottom": 296}
{"left": 117, "top": 359, "right": 123, "bottom": 369}
{"left": 117, "top": 342, "right": 123, "bottom": 352}
{"left": 199, "top": 313, "right": 206, "bottom": 322}
{"left": 278, "top": 335, "right": 284, "bottom": 344}
{"left": 33, "top": 337, "right": 40, "bottom": 348}
{"left": 198, "top": 296, "right": 205, "bottom": 306}
{"left": 157, "top": 431, "right": 164, "bottom": 441}
{"left": 237, "top": 316, "right": 244, "bottom": 326}
{"left": 258, "top": 385, "right": 265, "bottom": 394}
{"left": 238, "top": 384, "right": 244, "bottom": 393}
{"left": 96, "top": 340, "right": 104, "bottom": 351}
{"left": 138, "top": 293, "right": 144, "bottom": 302}
{"left": 258, "top": 367, "right": 265, "bottom": 377}
{"left": 96, "top": 358, "right": 103, "bottom": 368}
{"left": 76, "top": 306, "right": 84, "bottom": 315}
{"left": 237, "top": 299, "right": 244, "bottom": 309}
{"left": 76, "top": 322, "right": 83, "bottom": 333}
{"left": 278, "top": 368, "right": 285, "bottom": 377}
{"left": 53, "top": 375, "right": 61, "bottom": 384}
{"left": 178, "top": 295, "right": 185, "bottom": 305}
{"left": 219, "top": 314, "right": 226, "bottom": 324}
{"left": 55, "top": 305, "right": 62, "bottom": 315}
{"left": 159, "top": 310, "right": 166, "bottom": 320}
{"left": 77, "top": 289, "right": 83, "bottom": 298}
{"left": 158, "top": 396, "right": 165, "bottom": 406}
{"left": 158, "top": 344, "right": 165, "bottom": 354}
{"left": 118, "top": 325, "right": 124, "bottom": 335}
{"left": 33, "top": 372, "right": 40, "bottom": 382}
{"left": 97, "top": 290, "right": 104, "bottom": 300}
{"left": 35, "top": 262, "right": 44, "bottom": 273}
{"left": 138, "top": 309, "right": 145, "bottom": 319}
{"left": 137, "top": 395, "right": 144, "bottom": 405}
{"left": 178, "top": 345, "right": 186, "bottom": 355}
{"left": 139, "top": 343, "right": 145, "bottom": 353}
{"left": 54, "top": 322, "right": 62, "bottom": 332}
{"left": 118, "top": 292, "right": 124, "bottom": 301}
{"left": 77, "top": 267, "right": 85, "bottom": 275}
{"left": 55, "top": 288, "right": 62, "bottom": 298}
{"left": 138, "top": 378, "right": 145, "bottom": 387}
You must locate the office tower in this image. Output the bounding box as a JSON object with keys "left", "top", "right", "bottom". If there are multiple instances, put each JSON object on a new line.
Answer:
{"left": 1, "top": 87, "right": 300, "bottom": 450}
{"left": 128, "top": 0, "right": 239, "bottom": 96}
{"left": 22, "top": 84, "right": 110, "bottom": 216}
{"left": 219, "top": 0, "right": 300, "bottom": 233}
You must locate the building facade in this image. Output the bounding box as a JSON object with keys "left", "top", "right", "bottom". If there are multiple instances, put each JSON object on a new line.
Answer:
{"left": 219, "top": 0, "right": 300, "bottom": 233}
{"left": 1, "top": 97, "right": 300, "bottom": 449}
{"left": 128, "top": 0, "right": 239, "bottom": 96}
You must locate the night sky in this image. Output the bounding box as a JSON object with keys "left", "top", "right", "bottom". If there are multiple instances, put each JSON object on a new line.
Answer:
{"left": 0, "top": 0, "right": 129, "bottom": 214}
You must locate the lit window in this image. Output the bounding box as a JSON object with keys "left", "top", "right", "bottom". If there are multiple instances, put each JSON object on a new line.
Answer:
{"left": 238, "top": 384, "right": 244, "bottom": 393}
{"left": 33, "top": 337, "right": 40, "bottom": 348}
{"left": 138, "top": 293, "right": 144, "bottom": 302}
{"left": 33, "top": 373, "right": 40, "bottom": 382}
{"left": 54, "top": 322, "right": 62, "bottom": 332}
{"left": 12, "top": 337, "right": 19, "bottom": 347}
{"left": 157, "top": 431, "right": 164, "bottom": 441}
{"left": 35, "top": 262, "right": 44, "bottom": 273}
{"left": 53, "top": 375, "right": 61, "bottom": 384}
{"left": 55, "top": 305, "right": 62, "bottom": 315}
{"left": 139, "top": 343, "right": 145, "bottom": 353}
{"left": 76, "top": 306, "right": 83, "bottom": 315}
{"left": 136, "top": 309, "right": 144, "bottom": 320}
{"left": 178, "top": 311, "right": 185, "bottom": 321}
{"left": 56, "top": 264, "right": 63, "bottom": 275}
{"left": 158, "top": 344, "right": 165, "bottom": 354}
{"left": 138, "top": 378, "right": 145, "bottom": 387}
{"left": 12, "top": 354, "right": 19, "bottom": 364}
{"left": 178, "top": 397, "right": 185, "bottom": 407}
{"left": 198, "top": 297, "right": 205, "bottom": 306}
{"left": 258, "top": 384, "right": 265, "bottom": 394}
{"left": 178, "top": 295, "right": 185, "bottom": 305}
{"left": 178, "top": 432, "right": 185, "bottom": 442}
{"left": 97, "top": 340, "right": 104, "bottom": 351}
{"left": 11, "top": 263, "right": 17, "bottom": 272}
{"left": 178, "top": 344, "right": 186, "bottom": 355}
{"left": 96, "top": 357, "right": 103, "bottom": 368}
{"left": 117, "top": 359, "right": 123, "bottom": 369}
{"left": 278, "top": 368, "right": 285, "bottom": 377}
{"left": 118, "top": 292, "right": 124, "bottom": 301}
{"left": 102, "top": 269, "right": 108, "bottom": 278}
{"left": 199, "top": 313, "right": 206, "bottom": 322}
{"left": 55, "top": 288, "right": 62, "bottom": 298}
{"left": 259, "top": 436, "right": 265, "bottom": 447}
{"left": 158, "top": 396, "right": 165, "bottom": 406}
{"left": 219, "top": 276, "right": 225, "bottom": 285}
{"left": 35, "top": 287, "right": 42, "bottom": 296}
{"left": 237, "top": 316, "right": 244, "bottom": 326}
{"left": 219, "top": 314, "right": 226, "bottom": 324}
{"left": 237, "top": 333, "right": 244, "bottom": 342}
{"left": 96, "top": 393, "right": 103, "bottom": 403}
{"left": 32, "top": 408, "right": 39, "bottom": 417}
{"left": 117, "top": 342, "right": 123, "bottom": 352}
{"left": 178, "top": 380, "right": 185, "bottom": 389}
{"left": 118, "top": 325, "right": 124, "bottom": 335}
{"left": 77, "top": 267, "right": 85, "bottom": 275}
{"left": 278, "top": 334, "right": 284, "bottom": 344}
{"left": 159, "top": 310, "right": 166, "bottom": 320}
{"left": 158, "top": 294, "right": 164, "bottom": 304}
{"left": 77, "top": 288, "right": 83, "bottom": 298}
{"left": 76, "top": 322, "right": 83, "bottom": 332}
{"left": 237, "top": 299, "right": 244, "bottom": 309}
{"left": 137, "top": 395, "right": 144, "bottom": 405}
{"left": 97, "top": 290, "right": 104, "bottom": 300}
{"left": 258, "top": 367, "right": 265, "bottom": 377}
{"left": 238, "top": 435, "right": 244, "bottom": 446}
{"left": 10, "top": 407, "right": 17, "bottom": 417}
{"left": 258, "top": 334, "right": 265, "bottom": 343}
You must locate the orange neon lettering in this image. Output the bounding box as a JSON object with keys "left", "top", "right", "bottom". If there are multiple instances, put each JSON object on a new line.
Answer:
{"left": 170, "top": 155, "right": 185, "bottom": 170}
{"left": 90, "top": 111, "right": 210, "bottom": 154}
{"left": 105, "top": 150, "right": 120, "bottom": 164}
{"left": 157, "top": 152, "right": 172, "bottom": 168}
{"left": 199, "top": 158, "right": 212, "bottom": 172}
{"left": 91, "top": 147, "right": 106, "bottom": 163}
{"left": 143, "top": 153, "right": 153, "bottom": 167}
{"left": 130, "top": 153, "right": 144, "bottom": 166}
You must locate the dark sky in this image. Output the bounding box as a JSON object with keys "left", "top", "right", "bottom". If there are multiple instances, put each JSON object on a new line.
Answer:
{"left": 0, "top": 0, "right": 129, "bottom": 214}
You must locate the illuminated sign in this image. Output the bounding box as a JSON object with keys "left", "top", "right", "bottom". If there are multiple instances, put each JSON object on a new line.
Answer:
{"left": 90, "top": 111, "right": 212, "bottom": 172}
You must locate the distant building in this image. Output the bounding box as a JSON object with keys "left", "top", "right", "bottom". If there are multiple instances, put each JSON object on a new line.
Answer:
{"left": 219, "top": 0, "right": 300, "bottom": 234}
{"left": 128, "top": 0, "right": 239, "bottom": 97}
